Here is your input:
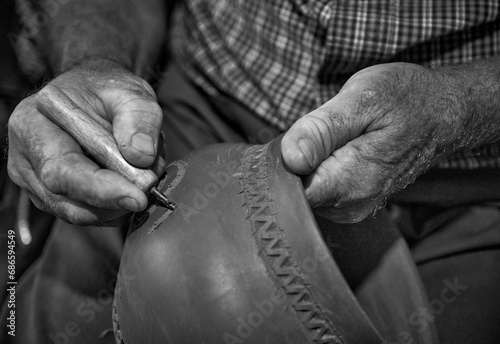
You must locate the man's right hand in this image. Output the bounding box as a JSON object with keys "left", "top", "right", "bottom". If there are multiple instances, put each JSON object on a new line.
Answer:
{"left": 7, "top": 59, "right": 164, "bottom": 226}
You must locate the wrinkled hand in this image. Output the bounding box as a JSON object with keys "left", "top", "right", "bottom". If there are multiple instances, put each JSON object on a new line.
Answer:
{"left": 282, "top": 63, "right": 462, "bottom": 223}
{"left": 8, "top": 59, "right": 163, "bottom": 226}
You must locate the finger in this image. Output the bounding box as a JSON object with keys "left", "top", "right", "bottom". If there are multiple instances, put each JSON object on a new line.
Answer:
{"left": 37, "top": 152, "right": 148, "bottom": 212}
{"left": 101, "top": 84, "right": 163, "bottom": 168}
{"left": 13, "top": 157, "right": 131, "bottom": 226}
{"left": 313, "top": 201, "right": 379, "bottom": 224}
{"left": 24, "top": 188, "right": 129, "bottom": 226}
{"left": 281, "top": 95, "right": 367, "bottom": 175}
{"left": 302, "top": 133, "right": 392, "bottom": 221}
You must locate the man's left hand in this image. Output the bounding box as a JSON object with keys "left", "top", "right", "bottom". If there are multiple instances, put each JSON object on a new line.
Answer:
{"left": 282, "top": 62, "right": 463, "bottom": 223}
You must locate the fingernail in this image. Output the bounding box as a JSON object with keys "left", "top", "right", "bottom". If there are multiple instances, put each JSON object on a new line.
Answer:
{"left": 298, "top": 138, "right": 315, "bottom": 169}
{"left": 118, "top": 197, "right": 141, "bottom": 212}
{"left": 131, "top": 133, "right": 155, "bottom": 156}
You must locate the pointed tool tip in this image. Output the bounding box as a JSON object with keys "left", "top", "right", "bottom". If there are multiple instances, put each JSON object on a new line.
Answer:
{"left": 151, "top": 187, "right": 176, "bottom": 210}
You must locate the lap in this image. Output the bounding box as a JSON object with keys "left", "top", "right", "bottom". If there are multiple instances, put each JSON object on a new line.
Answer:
{"left": 411, "top": 204, "right": 500, "bottom": 344}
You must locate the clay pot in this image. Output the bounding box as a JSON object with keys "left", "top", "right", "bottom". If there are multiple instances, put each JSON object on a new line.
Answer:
{"left": 113, "top": 138, "right": 411, "bottom": 343}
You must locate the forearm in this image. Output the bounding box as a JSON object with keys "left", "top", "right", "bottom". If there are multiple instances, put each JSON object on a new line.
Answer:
{"left": 24, "top": 0, "right": 167, "bottom": 76}
{"left": 437, "top": 57, "right": 500, "bottom": 151}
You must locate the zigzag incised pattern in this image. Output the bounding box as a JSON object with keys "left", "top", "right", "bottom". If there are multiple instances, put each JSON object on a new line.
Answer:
{"left": 239, "top": 145, "right": 344, "bottom": 344}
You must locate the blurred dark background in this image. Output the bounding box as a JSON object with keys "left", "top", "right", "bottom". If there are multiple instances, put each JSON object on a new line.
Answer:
{"left": 0, "top": 0, "right": 54, "bottom": 303}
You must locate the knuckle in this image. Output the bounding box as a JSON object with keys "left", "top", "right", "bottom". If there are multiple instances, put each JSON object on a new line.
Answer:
{"left": 39, "top": 160, "right": 64, "bottom": 193}
{"left": 7, "top": 105, "right": 28, "bottom": 134}
{"left": 6, "top": 159, "right": 21, "bottom": 185}
{"left": 354, "top": 88, "right": 387, "bottom": 120}
{"left": 64, "top": 207, "right": 82, "bottom": 225}
{"left": 7, "top": 156, "right": 36, "bottom": 192}
{"left": 356, "top": 88, "right": 381, "bottom": 104}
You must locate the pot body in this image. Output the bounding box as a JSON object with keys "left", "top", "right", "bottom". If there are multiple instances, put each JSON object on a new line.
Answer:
{"left": 114, "top": 139, "right": 381, "bottom": 344}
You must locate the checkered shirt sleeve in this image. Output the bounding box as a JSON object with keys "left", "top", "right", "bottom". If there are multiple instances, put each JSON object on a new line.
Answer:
{"left": 173, "top": 0, "right": 500, "bottom": 169}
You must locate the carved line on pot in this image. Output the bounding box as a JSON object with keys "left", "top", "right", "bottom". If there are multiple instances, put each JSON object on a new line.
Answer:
{"left": 147, "top": 160, "right": 187, "bottom": 233}
{"left": 240, "top": 145, "right": 344, "bottom": 344}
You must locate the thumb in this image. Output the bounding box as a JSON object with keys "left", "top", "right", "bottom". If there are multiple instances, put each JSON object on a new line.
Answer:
{"left": 281, "top": 96, "right": 366, "bottom": 175}
{"left": 102, "top": 82, "right": 163, "bottom": 168}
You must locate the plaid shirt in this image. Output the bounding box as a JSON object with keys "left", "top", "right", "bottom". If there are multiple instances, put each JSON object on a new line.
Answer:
{"left": 173, "top": 0, "right": 500, "bottom": 169}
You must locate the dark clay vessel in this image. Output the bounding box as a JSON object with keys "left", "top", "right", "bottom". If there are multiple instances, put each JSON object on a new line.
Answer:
{"left": 113, "top": 138, "right": 415, "bottom": 343}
